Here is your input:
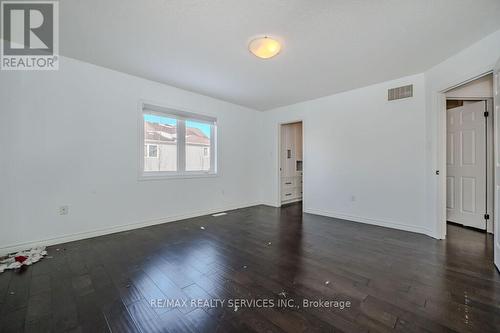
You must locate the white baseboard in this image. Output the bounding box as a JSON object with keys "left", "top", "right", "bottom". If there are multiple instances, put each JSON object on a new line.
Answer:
{"left": 260, "top": 201, "right": 281, "bottom": 208}
{"left": 304, "top": 208, "right": 434, "bottom": 237}
{"left": 1, "top": 203, "right": 439, "bottom": 255}
{"left": 0, "top": 202, "right": 260, "bottom": 256}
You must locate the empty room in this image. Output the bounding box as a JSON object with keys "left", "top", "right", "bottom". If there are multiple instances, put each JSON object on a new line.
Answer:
{"left": 1, "top": 1, "right": 500, "bottom": 332}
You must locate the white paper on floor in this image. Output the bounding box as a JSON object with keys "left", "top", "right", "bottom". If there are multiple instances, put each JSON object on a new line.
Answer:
{"left": 0, "top": 247, "right": 47, "bottom": 273}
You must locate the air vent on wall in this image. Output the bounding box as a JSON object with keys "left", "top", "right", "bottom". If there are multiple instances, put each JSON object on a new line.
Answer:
{"left": 388, "top": 84, "right": 413, "bottom": 101}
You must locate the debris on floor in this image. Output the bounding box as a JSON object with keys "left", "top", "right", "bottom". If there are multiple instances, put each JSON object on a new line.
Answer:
{"left": 278, "top": 290, "right": 287, "bottom": 298}
{"left": 0, "top": 247, "right": 47, "bottom": 273}
{"left": 267, "top": 242, "right": 272, "bottom": 246}
{"left": 200, "top": 226, "right": 206, "bottom": 230}
{"left": 15, "top": 255, "right": 28, "bottom": 263}
{"left": 242, "top": 265, "right": 248, "bottom": 269}
{"left": 325, "top": 280, "right": 330, "bottom": 285}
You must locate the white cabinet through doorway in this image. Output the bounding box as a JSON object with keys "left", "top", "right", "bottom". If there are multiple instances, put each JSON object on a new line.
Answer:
{"left": 281, "top": 122, "right": 303, "bottom": 203}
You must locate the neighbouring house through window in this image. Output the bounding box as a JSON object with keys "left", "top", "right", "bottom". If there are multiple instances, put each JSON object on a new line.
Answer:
{"left": 140, "top": 103, "right": 217, "bottom": 178}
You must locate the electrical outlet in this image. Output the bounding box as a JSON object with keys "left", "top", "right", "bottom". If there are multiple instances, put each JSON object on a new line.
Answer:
{"left": 59, "top": 205, "right": 69, "bottom": 215}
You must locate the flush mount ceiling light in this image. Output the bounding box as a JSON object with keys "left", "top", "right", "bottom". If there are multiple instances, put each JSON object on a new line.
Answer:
{"left": 248, "top": 36, "right": 281, "bottom": 59}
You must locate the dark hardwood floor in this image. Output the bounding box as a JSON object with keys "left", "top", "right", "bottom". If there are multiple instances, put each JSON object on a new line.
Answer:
{"left": 1, "top": 203, "right": 499, "bottom": 332}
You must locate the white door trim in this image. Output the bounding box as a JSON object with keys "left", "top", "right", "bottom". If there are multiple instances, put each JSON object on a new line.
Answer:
{"left": 437, "top": 71, "right": 494, "bottom": 239}
{"left": 493, "top": 61, "right": 500, "bottom": 271}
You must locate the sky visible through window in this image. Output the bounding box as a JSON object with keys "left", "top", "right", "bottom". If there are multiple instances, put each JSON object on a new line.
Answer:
{"left": 144, "top": 114, "right": 211, "bottom": 138}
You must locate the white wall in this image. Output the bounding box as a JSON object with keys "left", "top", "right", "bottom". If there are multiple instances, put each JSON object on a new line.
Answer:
{"left": 259, "top": 74, "right": 430, "bottom": 235}
{"left": 445, "top": 74, "right": 493, "bottom": 99}
{"left": 0, "top": 56, "right": 261, "bottom": 254}
{"left": 424, "top": 29, "right": 500, "bottom": 238}
{"left": 2, "top": 30, "right": 499, "bottom": 253}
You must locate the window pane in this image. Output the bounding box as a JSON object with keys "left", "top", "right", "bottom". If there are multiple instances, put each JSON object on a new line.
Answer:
{"left": 148, "top": 145, "right": 158, "bottom": 158}
{"left": 185, "top": 120, "right": 211, "bottom": 171}
{"left": 144, "top": 114, "right": 177, "bottom": 172}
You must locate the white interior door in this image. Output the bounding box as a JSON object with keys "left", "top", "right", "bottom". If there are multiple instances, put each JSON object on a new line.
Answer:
{"left": 494, "top": 59, "right": 500, "bottom": 271}
{"left": 446, "top": 101, "right": 487, "bottom": 229}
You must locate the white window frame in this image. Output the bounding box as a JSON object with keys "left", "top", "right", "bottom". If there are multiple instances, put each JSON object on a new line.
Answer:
{"left": 138, "top": 101, "right": 218, "bottom": 180}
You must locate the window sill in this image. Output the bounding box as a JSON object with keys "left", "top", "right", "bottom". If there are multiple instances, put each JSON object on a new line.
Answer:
{"left": 138, "top": 172, "right": 218, "bottom": 181}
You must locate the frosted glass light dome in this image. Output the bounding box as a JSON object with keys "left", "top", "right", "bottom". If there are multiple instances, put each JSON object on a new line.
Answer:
{"left": 248, "top": 37, "right": 281, "bottom": 59}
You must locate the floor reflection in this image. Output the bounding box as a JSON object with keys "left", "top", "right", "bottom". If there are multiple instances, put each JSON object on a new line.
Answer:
{"left": 442, "top": 224, "right": 498, "bottom": 331}
{"left": 277, "top": 202, "right": 304, "bottom": 285}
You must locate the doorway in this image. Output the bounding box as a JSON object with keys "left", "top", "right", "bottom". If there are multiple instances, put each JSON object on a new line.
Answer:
{"left": 280, "top": 122, "right": 303, "bottom": 205}
{"left": 444, "top": 74, "right": 494, "bottom": 233}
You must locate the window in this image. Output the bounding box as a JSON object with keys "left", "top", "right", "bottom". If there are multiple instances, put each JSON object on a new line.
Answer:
{"left": 140, "top": 103, "right": 217, "bottom": 178}
{"left": 147, "top": 144, "right": 158, "bottom": 158}
{"left": 143, "top": 115, "right": 177, "bottom": 172}
{"left": 186, "top": 120, "right": 211, "bottom": 171}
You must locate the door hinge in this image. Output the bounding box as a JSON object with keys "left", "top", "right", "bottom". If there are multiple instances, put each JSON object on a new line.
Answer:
{"left": 484, "top": 111, "right": 489, "bottom": 117}
{"left": 484, "top": 214, "right": 490, "bottom": 220}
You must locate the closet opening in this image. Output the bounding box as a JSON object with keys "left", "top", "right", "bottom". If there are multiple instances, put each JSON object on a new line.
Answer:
{"left": 279, "top": 121, "right": 303, "bottom": 206}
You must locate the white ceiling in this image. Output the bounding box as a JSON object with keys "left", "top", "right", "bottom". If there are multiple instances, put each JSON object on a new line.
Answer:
{"left": 60, "top": 0, "right": 500, "bottom": 110}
